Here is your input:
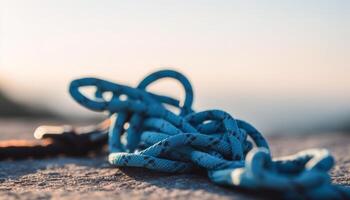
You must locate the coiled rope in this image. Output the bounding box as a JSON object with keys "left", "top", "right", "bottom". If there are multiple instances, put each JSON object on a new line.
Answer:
{"left": 69, "top": 69, "right": 350, "bottom": 199}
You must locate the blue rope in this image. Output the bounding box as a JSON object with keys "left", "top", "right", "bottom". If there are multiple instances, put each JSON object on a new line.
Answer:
{"left": 69, "top": 69, "right": 350, "bottom": 199}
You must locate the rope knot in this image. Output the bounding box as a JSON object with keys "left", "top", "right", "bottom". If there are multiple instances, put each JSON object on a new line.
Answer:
{"left": 69, "top": 69, "right": 350, "bottom": 199}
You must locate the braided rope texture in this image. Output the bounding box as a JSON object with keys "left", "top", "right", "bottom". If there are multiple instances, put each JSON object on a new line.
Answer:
{"left": 69, "top": 69, "right": 350, "bottom": 199}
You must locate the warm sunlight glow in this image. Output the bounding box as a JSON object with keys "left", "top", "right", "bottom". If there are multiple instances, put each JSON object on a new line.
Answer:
{"left": 1, "top": 0, "right": 349, "bottom": 133}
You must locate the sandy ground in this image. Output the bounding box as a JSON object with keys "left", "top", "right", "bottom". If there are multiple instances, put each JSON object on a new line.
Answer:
{"left": 0, "top": 119, "right": 349, "bottom": 200}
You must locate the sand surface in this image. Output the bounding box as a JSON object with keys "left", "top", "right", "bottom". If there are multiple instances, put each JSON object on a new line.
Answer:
{"left": 0, "top": 119, "right": 349, "bottom": 199}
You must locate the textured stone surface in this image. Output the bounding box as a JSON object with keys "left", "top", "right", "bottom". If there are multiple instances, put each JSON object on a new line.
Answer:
{"left": 0, "top": 119, "right": 349, "bottom": 199}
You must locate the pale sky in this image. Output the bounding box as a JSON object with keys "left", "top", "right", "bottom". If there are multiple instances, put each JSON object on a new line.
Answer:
{"left": 1, "top": 0, "right": 349, "bottom": 133}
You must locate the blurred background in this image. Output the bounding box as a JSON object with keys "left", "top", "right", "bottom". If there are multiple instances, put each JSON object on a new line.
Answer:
{"left": 0, "top": 0, "right": 349, "bottom": 135}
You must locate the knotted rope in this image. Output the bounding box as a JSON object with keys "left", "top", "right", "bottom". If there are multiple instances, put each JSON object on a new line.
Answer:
{"left": 69, "top": 69, "right": 350, "bottom": 199}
